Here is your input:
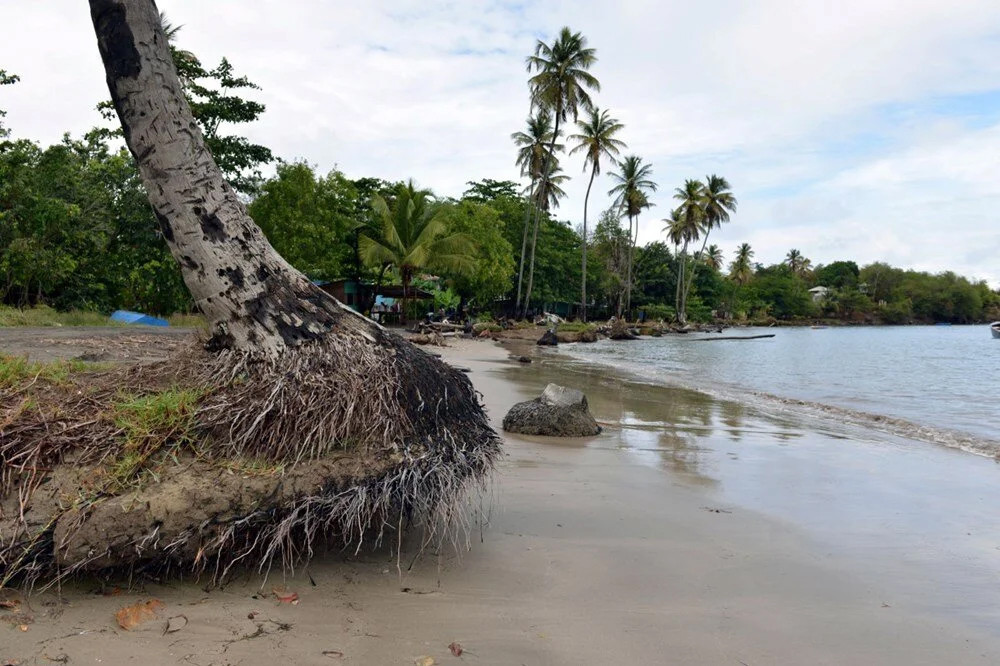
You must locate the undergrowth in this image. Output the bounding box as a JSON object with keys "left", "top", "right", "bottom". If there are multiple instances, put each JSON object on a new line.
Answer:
{"left": 0, "top": 355, "right": 110, "bottom": 388}
{"left": 106, "top": 388, "right": 203, "bottom": 489}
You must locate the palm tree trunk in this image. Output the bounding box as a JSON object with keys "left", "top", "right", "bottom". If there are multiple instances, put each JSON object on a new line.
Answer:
{"left": 89, "top": 0, "right": 373, "bottom": 355}
{"left": 682, "top": 231, "right": 712, "bottom": 322}
{"left": 522, "top": 199, "right": 542, "bottom": 319}
{"left": 625, "top": 214, "right": 638, "bottom": 317}
{"left": 523, "top": 106, "right": 562, "bottom": 319}
{"left": 514, "top": 178, "right": 536, "bottom": 313}
{"left": 581, "top": 166, "right": 596, "bottom": 322}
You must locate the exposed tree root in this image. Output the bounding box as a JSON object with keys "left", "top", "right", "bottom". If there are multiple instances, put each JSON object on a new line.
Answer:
{"left": 0, "top": 331, "right": 501, "bottom": 590}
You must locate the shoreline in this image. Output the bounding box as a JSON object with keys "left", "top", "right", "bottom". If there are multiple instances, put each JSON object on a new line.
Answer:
{"left": 3, "top": 331, "right": 1000, "bottom": 663}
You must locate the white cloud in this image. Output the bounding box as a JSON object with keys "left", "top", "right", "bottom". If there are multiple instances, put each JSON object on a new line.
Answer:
{"left": 2, "top": 0, "right": 999, "bottom": 285}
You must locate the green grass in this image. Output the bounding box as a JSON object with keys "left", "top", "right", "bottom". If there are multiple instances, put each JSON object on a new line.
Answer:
{"left": 0, "top": 305, "right": 118, "bottom": 327}
{"left": 0, "top": 354, "right": 110, "bottom": 388}
{"left": 107, "top": 388, "right": 203, "bottom": 488}
{"left": 0, "top": 305, "right": 205, "bottom": 328}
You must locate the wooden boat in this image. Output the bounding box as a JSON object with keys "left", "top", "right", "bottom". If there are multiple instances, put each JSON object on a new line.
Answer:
{"left": 991, "top": 322, "right": 1000, "bottom": 339}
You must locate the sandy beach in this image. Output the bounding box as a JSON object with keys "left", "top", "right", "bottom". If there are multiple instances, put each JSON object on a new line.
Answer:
{"left": 3, "top": 330, "right": 999, "bottom": 665}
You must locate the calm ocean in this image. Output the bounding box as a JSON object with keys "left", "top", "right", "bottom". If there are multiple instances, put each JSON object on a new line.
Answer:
{"left": 562, "top": 325, "right": 1000, "bottom": 457}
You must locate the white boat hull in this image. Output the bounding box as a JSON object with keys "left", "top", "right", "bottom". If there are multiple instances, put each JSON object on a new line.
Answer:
{"left": 991, "top": 323, "right": 1000, "bottom": 339}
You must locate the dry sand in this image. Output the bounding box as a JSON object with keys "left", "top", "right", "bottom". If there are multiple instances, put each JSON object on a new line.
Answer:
{"left": 2, "top": 330, "right": 999, "bottom": 664}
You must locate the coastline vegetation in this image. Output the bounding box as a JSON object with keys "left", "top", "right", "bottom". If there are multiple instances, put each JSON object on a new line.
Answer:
{"left": 2, "top": 29, "right": 998, "bottom": 328}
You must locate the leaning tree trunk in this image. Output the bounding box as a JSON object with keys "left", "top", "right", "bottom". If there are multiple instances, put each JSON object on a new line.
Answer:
{"left": 92, "top": 0, "right": 363, "bottom": 354}
{"left": 0, "top": 0, "right": 499, "bottom": 589}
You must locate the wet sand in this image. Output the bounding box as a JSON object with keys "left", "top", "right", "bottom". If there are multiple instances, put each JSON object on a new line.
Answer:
{"left": 3, "top": 333, "right": 1000, "bottom": 664}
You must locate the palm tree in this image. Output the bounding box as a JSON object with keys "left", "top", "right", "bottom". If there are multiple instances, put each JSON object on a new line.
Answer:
{"left": 521, "top": 160, "right": 569, "bottom": 315}
{"left": 672, "top": 179, "right": 706, "bottom": 323}
{"left": 703, "top": 244, "right": 724, "bottom": 270}
{"left": 524, "top": 27, "right": 599, "bottom": 317}
{"left": 511, "top": 112, "right": 559, "bottom": 312}
{"left": 360, "top": 181, "right": 476, "bottom": 322}
{"left": 785, "top": 248, "right": 812, "bottom": 275}
{"left": 569, "top": 108, "right": 626, "bottom": 322}
{"left": 681, "top": 175, "right": 736, "bottom": 318}
{"left": 729, "top": 243, "right": 755, "bottom": 286}
{"left": 670, "top": 180, "right": 702, "bottom": 321}
{"left": 608, "top": 155, "right": 656, "bottom": 316}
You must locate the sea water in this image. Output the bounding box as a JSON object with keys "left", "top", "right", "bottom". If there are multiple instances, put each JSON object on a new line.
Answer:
{"left": 562, "top": 325, "right": 1000, "bottom": 458}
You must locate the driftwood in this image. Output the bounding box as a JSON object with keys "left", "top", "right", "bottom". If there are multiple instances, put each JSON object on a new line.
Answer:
{"left": 684, "top": 334, "right": 776, "bottom": 341}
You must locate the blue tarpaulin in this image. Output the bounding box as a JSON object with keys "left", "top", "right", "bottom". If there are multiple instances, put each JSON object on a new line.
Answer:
{"left": 110, "top": 310, "right": 170, "bottom": 327}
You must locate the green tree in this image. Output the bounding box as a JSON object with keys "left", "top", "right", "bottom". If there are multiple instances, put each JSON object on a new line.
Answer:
{"left": 608, "top": 155, "right": 657, "bottom": 315}
{"left": 703, "top": 244, "right": 724, "bottom": 270}
{"left": 0, "top": 69, "right": 19, "bottom": 139}
{"left": 670, "top": 178, "right": 705, "bottom": 323}
{"left": 359, "top": 181, "right": 475, "bottom": 321}
{"left": 511, "top": 112, "right": 560, "bottom": 312}
{"left": 524, "top": 26, "right": 600, "bottom": 317}
{"left": 815, "top": 260, "right": 860, "bottom": 289}
{"left": 681, "top": 175, "right": 736, "bottom": 319}
{"left": 437, "top": 200, "right": 514, "bottom": 306}
{"left": 569, "top": 107, "right": 626, "bottom": 321}
{"left": 785, "top": 248, "right": 811, "bottom": 275}
{"left": 729, "top": 243, "right": 755, "bottom": 286}
{"left": 249, "top": 162, "right": 358, "bottom": 281}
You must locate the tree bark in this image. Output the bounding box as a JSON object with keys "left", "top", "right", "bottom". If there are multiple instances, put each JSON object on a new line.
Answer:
{"left": 523, "top": 106, "right": 562, "bottom": 320}
{"left": 522, "top": 200, "right": 542, "bottom": 319}
{"left": 90, "top": 0, "right": 364, "bottom": 356}
{"left": 581, "top": 166, "right": 595, "bottom": 322}
{"left": 514, "top": 179, "right": 535, "bottom": 314}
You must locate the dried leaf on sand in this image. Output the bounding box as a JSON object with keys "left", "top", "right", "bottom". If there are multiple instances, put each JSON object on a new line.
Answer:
{"left": 272, "top": 589, "right": 299, "bottom": 604}
{"left": 115, "top": 599, "right": 165, "bottom": 630}
{"left": 449, "top": 642, "right": 464, "bottom": 657}
{"left": 415, "top": 658, "right": 435, "bottom": 666}
{"left": 164, "top": 615, "right": 188, "bottom": 634}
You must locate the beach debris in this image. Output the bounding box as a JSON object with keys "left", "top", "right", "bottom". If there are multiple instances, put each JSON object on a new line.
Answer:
{"left": 448, "top": 642, "right": 464, "bottom": 657}
{"left": 115, "top": 599, "right": 165, "bottom": 630}
{"left": 18, "top": 624, "right": 28, "bottom": 632}
{"left": 607, "top": 319, "right": 638, "bottom": 340}
{"left": 517, "top": 355, "right": 532, "bottom": 363}
{"left": 322, "top": 650, "right": 345, "bottom": 659}
{"left": 701, "top": 507, "right": 732, "bottom": 514}
{"left": 536, "top": 329, "right": 559, "bottom": 346}
{"left": 415, "top": 657, "right": 435, "bottom": 666}
{"left": 503, "top": 383, "right": 601, "bottom": 437}
{"left": 163, "top": 614, "right": 188, "bottom": 634}
{"left": 248, "top": 610, "right": 261, "bottom": 619}
{"left": 0, "top": 599, "right": 19, "bottom": 610}
{"left": 273, "top": 589, "right": 300, "bottom": 605}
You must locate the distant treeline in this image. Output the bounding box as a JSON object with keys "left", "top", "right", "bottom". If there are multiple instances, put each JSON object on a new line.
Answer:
{"left": 2, "top": 138, "right": 997, "bottom": 324}
{"left": 2, "top": 56, "right": 996, "bottom": 324}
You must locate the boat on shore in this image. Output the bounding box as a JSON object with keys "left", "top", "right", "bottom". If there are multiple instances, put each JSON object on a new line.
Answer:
{"left": 991, "top": 322, "right": 1000, "bottom": 339}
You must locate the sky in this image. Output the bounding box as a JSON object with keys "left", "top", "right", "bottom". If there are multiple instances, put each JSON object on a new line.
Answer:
{"left": 2, "top": 0, "right": 1000, "bottom": 286}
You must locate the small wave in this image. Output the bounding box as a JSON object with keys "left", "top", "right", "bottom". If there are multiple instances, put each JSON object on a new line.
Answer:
{"left": 558, "top": 347, "right": 1000, "bottom": 460}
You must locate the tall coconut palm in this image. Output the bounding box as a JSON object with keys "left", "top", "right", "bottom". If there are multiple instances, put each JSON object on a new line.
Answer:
{"left": 672, "top": 179, "right": 706, "bottom": 323}
{"left": 511, "top": 112, "right": 559, "bottom": 311}
{"left": 522, "top": 161, "right": 569, "bottom": 315}
{"left": 729, "top": 243, "right": 755, "bottom": 286}
{"left": 569, "top": 107, "right": 626, "bottom": 322}
{"left": 681, "top": 175, "right": 736, "bottom": 317}
{"left": 785, "top": 248, "right": 812, "bottom": 275}
{"left": 703, "top": 244, "right": 724, "bottom": 270}
{"left": 360, "top": 181, "right": 476, "bottom": 322}
{"left": 608, "top": 155, "right": 656, "bottom": 316}
{"left": 524, "top": 26, "right": 599, "bottom": 317}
